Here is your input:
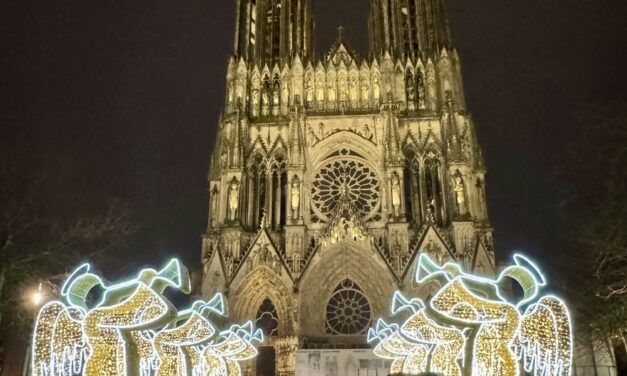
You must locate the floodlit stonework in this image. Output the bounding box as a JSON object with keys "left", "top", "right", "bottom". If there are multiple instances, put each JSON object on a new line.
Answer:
{"left": 201, "top": 0, "right": 496, "bottom": 374}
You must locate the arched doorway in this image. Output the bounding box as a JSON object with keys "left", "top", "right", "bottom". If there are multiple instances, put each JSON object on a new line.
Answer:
{"left": 256, "top": 298, "right": 279, "bottom": 376}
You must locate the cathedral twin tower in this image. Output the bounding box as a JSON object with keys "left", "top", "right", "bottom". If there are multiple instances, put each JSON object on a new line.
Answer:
{"left": 202, "top": 0, "right": 495, "bottom": 374}
{"left": 232, "top": 0, "right": 451, "bottom": 64}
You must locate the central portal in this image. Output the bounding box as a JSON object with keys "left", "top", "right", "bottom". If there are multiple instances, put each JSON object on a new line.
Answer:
{"left": 256, "top": 347, "right": 276, "bottom": 376}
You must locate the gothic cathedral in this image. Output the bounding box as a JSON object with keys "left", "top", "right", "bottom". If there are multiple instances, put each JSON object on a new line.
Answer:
{"left": 201, "top": 0, "right": 496, "bottom": 374}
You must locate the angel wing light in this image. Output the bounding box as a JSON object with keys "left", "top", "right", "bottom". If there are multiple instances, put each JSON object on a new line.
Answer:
{"left": 31, "top": 259, "right": 262, "bottom": 376}
{"left": 369, "top": 254, "right": 573, "bottom": 376}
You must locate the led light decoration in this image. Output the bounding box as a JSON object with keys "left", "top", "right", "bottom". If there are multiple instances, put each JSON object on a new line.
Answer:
{"left": 369, "top": 254, "right": 573, "bottom": 376}
{"left": 31, "top": 259, "right": 263, "bottom": 376}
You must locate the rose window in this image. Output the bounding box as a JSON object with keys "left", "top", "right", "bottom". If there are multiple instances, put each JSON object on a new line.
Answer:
{"left": 311, "top": 158, "right": 381, "bottom": 222}
{"left": 325, "top": 279, "right": 372, "bottom": 335}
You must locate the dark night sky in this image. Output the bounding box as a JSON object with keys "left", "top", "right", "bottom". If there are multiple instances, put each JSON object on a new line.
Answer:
{"left": 1, "top": 0, "right": 626, "bottom": 274}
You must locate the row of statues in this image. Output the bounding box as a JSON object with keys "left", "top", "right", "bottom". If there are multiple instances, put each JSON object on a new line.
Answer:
{"left": 224, "top": 175, "right": 302, "bottom": 224}
{"left": 219, "top": 168, "right": 468, "bottom": 226}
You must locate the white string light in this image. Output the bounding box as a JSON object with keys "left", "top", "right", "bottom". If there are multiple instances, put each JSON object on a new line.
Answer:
{"left": 31, "top": 259, "right": 263, "bottom": 376}
{"left": 369, "top": 254, "right": 573, "bottom": 376}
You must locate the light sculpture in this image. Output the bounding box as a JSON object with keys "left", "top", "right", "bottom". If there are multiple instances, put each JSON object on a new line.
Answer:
{"left": 31, "top": 259, "right": 263, "bottom": 376}
{"left": 368, "top": 254, "right": 573, "bottom": 376}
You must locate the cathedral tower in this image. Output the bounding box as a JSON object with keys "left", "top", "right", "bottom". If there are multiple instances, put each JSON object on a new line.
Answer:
{"left": 202, "top": 1, "right": 494, "bottom": 374}
{"left": 234, "top": 0, "right": 314, "bottom": 65}
{"left": 369, "top": 0, "right": 451, "bottom": 58}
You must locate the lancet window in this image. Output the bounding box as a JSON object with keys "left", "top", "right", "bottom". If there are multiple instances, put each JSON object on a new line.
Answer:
{"left": 424, "top": 156, "right": 445, "bottom": 226}
{"left": 263, "top": 0, "right": 281, "bottom": 63}
{"left": 248, "top": 152, "right": 267, "bottom": 228}
{"left": 405, "top": 71, "right": 416, "bottom": 109}
{"left": 246, "top": 150, "right": 288, "bottom": 229}
{"left": 269, "top": 152, "right": 287, "bottom": 230}
{"left": 403, "top": 149, "right": 421, "bottom": 225}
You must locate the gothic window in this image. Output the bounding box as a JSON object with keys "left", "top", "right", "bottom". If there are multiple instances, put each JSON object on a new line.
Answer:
{"left": 403, "top": 149, "right": 421, "bottom": 225}
{"left": 248, "top": 152, "right": 267, "bottom": 227}
{"left": 250, "top": 1, "right": 257, "bottom": 45}
{"left": 256, "top": 298, "right": 279, "bottom": 337}
{"left": 416, "top": 70, "right": 425, "bottom": 108}
{"left": 406, "top": 71, "right": 416, "bottom": 104}
{"left": 264, "top": 1, "right": 281, "bottom": 61}
{"left": 425, "top": 157, "right": 444, "bottom": 225}
{"left": 311, "top": 156, "right": 381, "bottom": 222}
{"left": 270, "top": 152, "right": 287, "bottom": 230}
{"left": 325, "top": 279, "right": 371, "bottom": 335}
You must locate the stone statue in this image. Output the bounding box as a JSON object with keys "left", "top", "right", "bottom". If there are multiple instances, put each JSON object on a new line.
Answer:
{"left": 373, "top": 77, "right": 381, "bottom": 101}
{"left": 236, "top": 82, "right": 244, "bottom": 103}
{"left": 362, "top": 124, "right": 371, "bottom": 140}
{"left": 281, "top": 83, "right": 289, "bottom": 109}
{"left": 361, "top": 83, "right": 370, "bottom": 104}
{"left": 261, "top": 90, "right": 270, "bottom": 116}
{"left": 306, "top": 82, "right": 314, "bottom": 105}
{"left": 349, "top": 80, "right": 358, "bottom": 104}
{"left": 391, "top": 173, "right": 401, "bottom": 218}
{"left": 290, "top": 175, "right": 301, "bottom": 219}
{"left": 426, "top": 68, "right": 437, "bottom": 110}
{"left": 316, "top": 86, "right": 324, "bottom": 104}
{"left": 454, "top": 174, "right": 466, "bottom": 215}
{"left": 307, "top": 124, "right": 318, "bottom": 144}
{"left": 227, "top": 83, "right": 234, "bottom": 105}
{"left": 251, "top": 88, "right": 260, "bottom": 116}
{"left": 228, "top": 177, "right": 240, "bottom": 221}
{"left": 210, "top": 188, "right": 218, "bottom": 227}
{"left": 272, "top": 83, "right": 280, "bottom": 116}
{"left": 328, "top": 84, "right": 336, "bottom": 102}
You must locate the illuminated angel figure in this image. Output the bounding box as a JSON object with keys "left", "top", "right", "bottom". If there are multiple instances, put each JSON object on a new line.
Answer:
{"left": 31, "top": 259, "right": 264, "bottom": 376}
{"left": 369, "top": 320, "right": 429, "bottom": 375}
{"left": 154, "top": 296, "right": 227, "bottom": 376}
{"left": 369, "top": 254, "right": 573, "bottom": 376}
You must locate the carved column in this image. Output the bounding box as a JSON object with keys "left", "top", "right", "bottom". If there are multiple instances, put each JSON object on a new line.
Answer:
{"left": 275, "top": 336, "right": 299, "bottom": 376}
{"left": 266, "top": 171, "right": 273, "bottom": 223}
{"left": 247, "top": 175, "right": 255, "bottom": 227}
{"left": 274, "top": 173, "right": 282, "bottom": 229}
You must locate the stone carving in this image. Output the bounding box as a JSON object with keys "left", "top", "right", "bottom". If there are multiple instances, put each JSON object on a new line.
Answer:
{"left": 289, "top": 233, "right": 304, "bottom": 275}
{"left": 228, "top": 177, "right": 240, "bottom": 222}
{"left": 262, "top": 89, "right": 270, "bottom": 116}
{"left": 453, "top": 171, "right": 467, "bottom": 216}
{"left": 311, "top": 158, "right": 381, "bottom": 222}
{"left": 210, "top": 186, "right": 219, "bottom": 227}
{"left": 290, "top": 175, "right": 301, "bottom": 219}
{"left": 391, "top": 173, "right": 402, "bottom": 218}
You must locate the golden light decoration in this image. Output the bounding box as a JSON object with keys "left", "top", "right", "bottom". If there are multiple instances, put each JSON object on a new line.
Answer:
{"left": 368, "top": 254, "right": 573, "bottom": 376}
{"left": 31, "top": 259, "right": 263, "bottom": 376}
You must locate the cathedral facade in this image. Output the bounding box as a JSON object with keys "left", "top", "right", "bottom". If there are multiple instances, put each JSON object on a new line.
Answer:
{"left": 201, "top": 0, "right": 496, "bottom": 374}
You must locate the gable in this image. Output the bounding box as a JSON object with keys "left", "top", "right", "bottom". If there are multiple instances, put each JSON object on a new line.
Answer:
{"left": 402, "top": 226, "right": 455, "bottom": 286}
{"left": 230, "top": 227, "right": 293, "bottom": 289}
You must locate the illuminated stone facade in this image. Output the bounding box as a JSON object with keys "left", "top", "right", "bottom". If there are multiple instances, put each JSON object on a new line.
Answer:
{"left": 201, "top": 0, "right": 496, "bottom": 374}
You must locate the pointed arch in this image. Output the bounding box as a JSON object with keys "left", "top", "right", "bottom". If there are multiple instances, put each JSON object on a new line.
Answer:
{"left": 231, "top": 266, "right": 294, "bottom": 336}
{"left": 299, "top": 241, "right": 396, "bottom": 337}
